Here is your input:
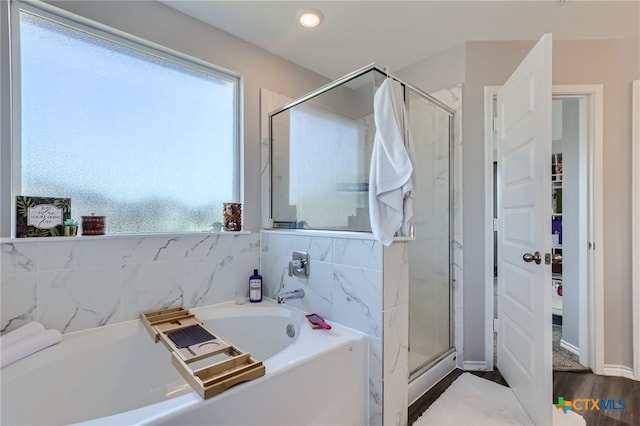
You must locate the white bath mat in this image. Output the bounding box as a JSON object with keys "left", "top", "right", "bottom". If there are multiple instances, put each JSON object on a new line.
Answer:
{"left": 414, "top": 373, "right": 585, "bottom": 426}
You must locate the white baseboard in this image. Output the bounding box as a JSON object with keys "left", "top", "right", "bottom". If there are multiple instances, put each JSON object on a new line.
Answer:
{"left": 559, "top": 339, "right": 579, "bottom": 356}
{"left": 462, "top": 361, "right": 488, "bottom": 371}
{"left": 603, "top": 364, "right": 636, "bottom": 380}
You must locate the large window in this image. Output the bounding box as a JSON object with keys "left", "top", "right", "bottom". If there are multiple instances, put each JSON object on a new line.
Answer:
{"left": 10, "top": 3, "right": 241, "bottom": 234}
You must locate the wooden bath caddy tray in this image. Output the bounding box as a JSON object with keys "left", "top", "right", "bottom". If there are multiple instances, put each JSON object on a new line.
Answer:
{"left": 141, "top": 306, "right": 265, "bottom": 399}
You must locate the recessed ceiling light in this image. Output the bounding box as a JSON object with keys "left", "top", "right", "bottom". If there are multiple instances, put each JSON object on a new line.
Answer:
{"left": 298, "top": 9, "right": 324, "bottom": 28}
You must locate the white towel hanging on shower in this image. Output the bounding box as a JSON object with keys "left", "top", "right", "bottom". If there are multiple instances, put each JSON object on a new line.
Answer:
{"left": 369, "top": 77, "right": 416, "bottom": 246}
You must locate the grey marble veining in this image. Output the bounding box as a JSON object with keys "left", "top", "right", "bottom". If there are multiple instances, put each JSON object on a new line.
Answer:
{"left": 0, "top": 273, "right": 38, "bottom": 333}
{"left": 1, "top": 243, "right": 38, "bottom": 274}
{"left": 260, "top": 230, "right": 389, "bottom": 426}
{"left": 383, "top": 366, "right": 409, "bottom": 426}
{"left": 384, "top": 242, "right": 410, "bottom": 309}
{"left": 259, "top": 253, "right": 290, "bottom": 298}
{"left": 0, "top": 233, "right": 258, "bottom": 334}
{"left": 384, "top": 304, "right": 409, "bottom": 377}
{"left": 333, "top": 238, "right": 382, "bottom": 270}
{"left": 39, "top": 239, "right": 121, "bottom": 271}
{"left": 121, "top": 234, "right": 236, "bottom": 264}
{"left": 261, "top": 231, "right": 332, "bottom": 262}
{"left": 333, "top": 265, "right": 383, "bottom": 338}
{"left": 187, "top": 255, "right": 235, "bottom": 307}
{"left": 38, "top": 266, "right": 122, "bottom": 332}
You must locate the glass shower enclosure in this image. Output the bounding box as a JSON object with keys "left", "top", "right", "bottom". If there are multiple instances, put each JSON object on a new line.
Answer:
{"left": 269, "top": 64, "right": 454, "bottom": 380}
{"left": 405, "top": 88, "right": 455, "bottom": 378}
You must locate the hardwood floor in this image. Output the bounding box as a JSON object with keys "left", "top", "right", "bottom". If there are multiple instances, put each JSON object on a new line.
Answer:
{"left": 408, "top": 369, "right": 638, "bottom": 425}
{"left": 553, "top": 371, "right": 638, "bottom": 426}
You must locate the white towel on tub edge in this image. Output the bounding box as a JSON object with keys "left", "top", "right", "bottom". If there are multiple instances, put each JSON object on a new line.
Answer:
{"left": 1, "top": 329, "right": 62, "bottom": 368}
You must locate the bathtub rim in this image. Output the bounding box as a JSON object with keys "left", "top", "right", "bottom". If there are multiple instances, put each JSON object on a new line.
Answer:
{"left": 1, "top": 299, "right": 368, "bottom": 426}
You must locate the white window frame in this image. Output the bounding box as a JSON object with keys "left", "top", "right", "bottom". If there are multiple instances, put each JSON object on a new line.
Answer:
{"left": 4, "top": 0, "right": 243, "bottom": 237}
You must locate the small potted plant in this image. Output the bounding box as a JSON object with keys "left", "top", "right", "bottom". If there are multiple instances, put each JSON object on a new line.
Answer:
{"left": 63, "top": 218, "right": 78, "bottom": 237}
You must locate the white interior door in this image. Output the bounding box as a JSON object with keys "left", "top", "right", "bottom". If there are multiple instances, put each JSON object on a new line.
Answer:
{"left": 497, "top": 34, "right": 553, "bottom": 425}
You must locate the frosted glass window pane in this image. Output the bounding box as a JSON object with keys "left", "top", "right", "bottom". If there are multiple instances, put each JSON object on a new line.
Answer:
{"left": 18, "top": 10, "right": 238, "bottom": 233}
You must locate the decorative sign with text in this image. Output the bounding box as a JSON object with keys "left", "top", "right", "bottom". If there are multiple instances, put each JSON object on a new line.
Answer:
{"left": 16, "top": 196, "right": 71, "bottom": 238}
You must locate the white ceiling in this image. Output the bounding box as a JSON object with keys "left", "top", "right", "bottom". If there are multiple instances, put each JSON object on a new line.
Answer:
{"left": 162, "top": 1, "right": 639, "bottom": 80}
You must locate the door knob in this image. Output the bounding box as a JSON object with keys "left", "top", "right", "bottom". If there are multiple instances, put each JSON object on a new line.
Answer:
{"left": 522, "top": 251, "right": 542, "bottom": 264}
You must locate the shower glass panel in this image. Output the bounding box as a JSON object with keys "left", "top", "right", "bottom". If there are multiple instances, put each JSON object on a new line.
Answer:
{"left": 269, "top": 64, "right": 455, "bottom": 380}
{"left": 270, "top": 70, "right": 384, "bottom": 230}
{"left": 406, "top": 89, "right": 453, "bottom": 375}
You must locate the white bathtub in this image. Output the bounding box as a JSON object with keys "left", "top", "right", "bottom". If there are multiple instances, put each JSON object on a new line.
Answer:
{"left": 1, "top": 300, "right": 368, "bottom": 425}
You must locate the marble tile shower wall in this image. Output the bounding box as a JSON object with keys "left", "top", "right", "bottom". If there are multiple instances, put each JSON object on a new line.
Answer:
{"left": 0, "top": 233, "right": 260, "bottom": 334}
{"left": 260, "top": 230, "right": 386, "bottom": 425}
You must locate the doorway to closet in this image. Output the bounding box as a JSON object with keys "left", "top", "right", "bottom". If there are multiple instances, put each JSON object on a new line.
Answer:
{"left": 486, "top": 86, "right": 604, "bottom": 374}
{"left": 548, "top": 98, "right": 591, "bottom": 372}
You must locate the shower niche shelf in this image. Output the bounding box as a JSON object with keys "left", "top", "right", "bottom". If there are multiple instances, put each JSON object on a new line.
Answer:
{"left": 141, "top": 306, "right": 265, "bottom": 399}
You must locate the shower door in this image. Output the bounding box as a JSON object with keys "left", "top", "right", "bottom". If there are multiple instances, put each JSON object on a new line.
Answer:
{"left": 406, "top": 89, "right": 454, "bottom": 377}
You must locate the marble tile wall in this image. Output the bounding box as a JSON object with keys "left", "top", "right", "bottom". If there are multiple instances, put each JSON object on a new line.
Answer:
{"left": 0, "top": 233, "right": 260, "bottom": 334}
{"left": 382, "top": 242, "right": 410, "bottom": 426}
{"left": 260, "top": 230, "right": 409, "bottom": 426}
{"left": 260, "top": 230, "right": 383, "bottom": 425}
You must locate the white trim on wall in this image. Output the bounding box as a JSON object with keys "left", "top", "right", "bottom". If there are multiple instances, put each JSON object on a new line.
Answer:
{"left": 462, "top": 360, "right": 489, "bottom": 371}
{"left": 560, "top": 339, "right": 580, "bottom": 356}
{"left": 483, "top": 86, "right": 500, "bottom": 371}
{"left": 552, "top": 85, "right": 604, "bottom": 374}
{"left": 603, "top": 364, "right": 636, "bottom": 381}
{"left": 632, "top": 79, "right": 640, "bottom": 381}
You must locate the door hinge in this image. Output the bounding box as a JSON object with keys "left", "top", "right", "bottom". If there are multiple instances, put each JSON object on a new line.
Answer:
{"left": 492, "top": 117, "right": 497, "bottom": 132}
{"left": 588, "top": 241, "right": 595, "bottom": 250}
{"left": 493, "top": 218, "right": 499, "bottom": 231}
{"left": 493, "top": 318, "right": 499, "bottom": 331}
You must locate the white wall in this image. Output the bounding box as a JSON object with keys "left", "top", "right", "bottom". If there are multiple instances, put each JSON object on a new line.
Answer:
{"left": 397, "top": 42, "right": 465, "bottom": 94}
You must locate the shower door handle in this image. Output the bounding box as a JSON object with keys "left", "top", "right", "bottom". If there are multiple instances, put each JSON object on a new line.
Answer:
{"left": 522, "top": 251, "right": 542, "bottom": 265}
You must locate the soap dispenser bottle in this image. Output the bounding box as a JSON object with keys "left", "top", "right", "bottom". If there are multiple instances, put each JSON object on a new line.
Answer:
{"left": 249, "top": 269, "right": 263, "bottom": 303}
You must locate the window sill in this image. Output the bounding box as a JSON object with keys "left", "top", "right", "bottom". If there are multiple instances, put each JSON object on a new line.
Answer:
{"left": 0, "top": 231, "right": 252, "bottom": 244}
{"left": 261, "top": 229, "right": 414, "bottom": 243}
